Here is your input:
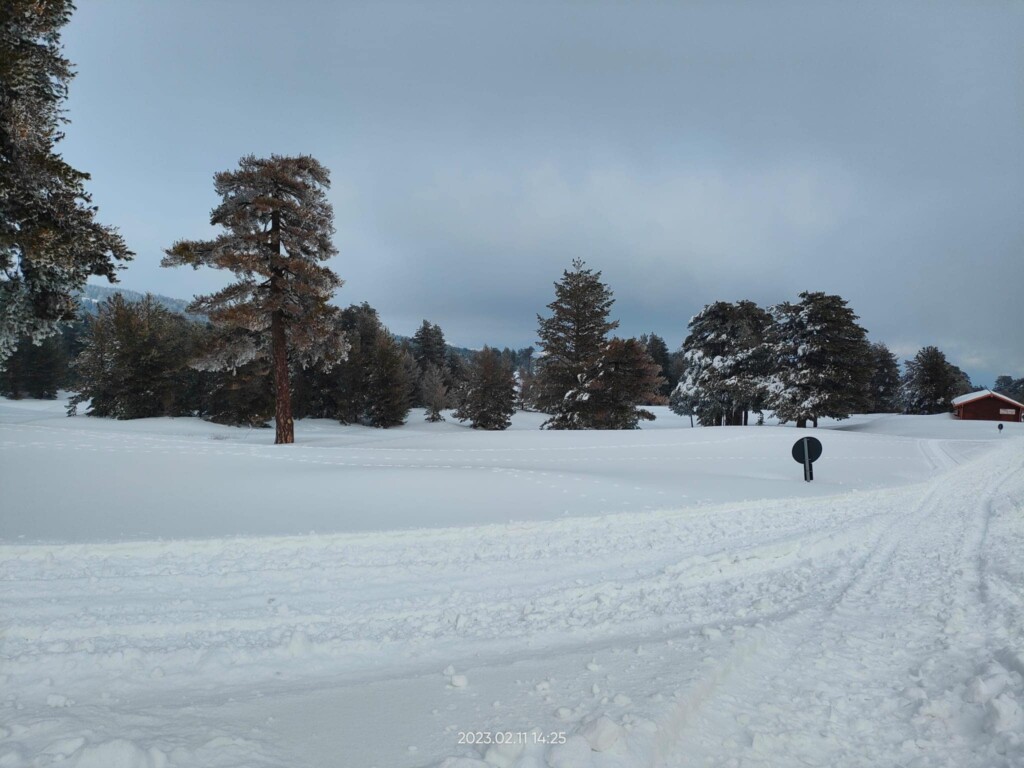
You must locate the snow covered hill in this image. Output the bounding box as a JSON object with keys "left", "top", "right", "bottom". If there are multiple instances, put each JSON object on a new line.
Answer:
{"left": 1, "top": 398, "right": 1022, "bottom": 767}
{"left": 75, "top": 284, "right": 203, "bottom": 321}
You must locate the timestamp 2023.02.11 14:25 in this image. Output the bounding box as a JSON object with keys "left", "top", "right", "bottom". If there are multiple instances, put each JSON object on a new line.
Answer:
{"left": 457, "top": 730, "right": 568, "bottom": 746}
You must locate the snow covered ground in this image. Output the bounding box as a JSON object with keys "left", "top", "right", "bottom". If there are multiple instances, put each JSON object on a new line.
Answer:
{"left": 2, "top": 397, "right": 1023, "bottom": 767}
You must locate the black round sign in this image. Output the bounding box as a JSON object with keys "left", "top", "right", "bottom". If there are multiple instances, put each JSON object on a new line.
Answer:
{"left": 791, "top": 436, "right": 823, "bottom": 464}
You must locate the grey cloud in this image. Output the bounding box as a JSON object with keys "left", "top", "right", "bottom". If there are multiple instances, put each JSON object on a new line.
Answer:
{"left": 63, "top": 0, "right": 1023, "bottom": 382}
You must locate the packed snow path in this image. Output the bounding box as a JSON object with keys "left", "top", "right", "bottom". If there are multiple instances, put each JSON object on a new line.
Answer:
{"left": 1, "top": 402, "right": 1022, "bottom": 767}
{"left": 663, "top": 439, "right": 1024, "bottom": 768}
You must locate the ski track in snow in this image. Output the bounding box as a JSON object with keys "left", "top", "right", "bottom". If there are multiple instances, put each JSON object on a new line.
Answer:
{"left": 1, "top": 404, "right": 1023, "bottom": 767}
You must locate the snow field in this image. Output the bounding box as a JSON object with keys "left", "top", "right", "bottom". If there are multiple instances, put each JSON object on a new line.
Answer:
{"left": 0, "top": 400, "right": 1001, "bottom": 542}
{"left": 1, "top": 397, "right": 1023, "bottom": 766}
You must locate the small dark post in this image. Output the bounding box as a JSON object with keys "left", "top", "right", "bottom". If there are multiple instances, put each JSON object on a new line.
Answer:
{"left": 998, "top": 423, "right": 1004, "bottom": 435}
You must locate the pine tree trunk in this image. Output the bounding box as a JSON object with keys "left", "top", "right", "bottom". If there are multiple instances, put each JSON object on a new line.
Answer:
{"left": 796, "top": 417, "right": 807, "bottom": 428}
{"left": 269, "top": 209, "right": 294, "bottom": 445}
{"left": 272, "top": 309, "right": 293, "bottom": 444}
{"left": 813, "top": 416, "right": 818, "bottom": 428}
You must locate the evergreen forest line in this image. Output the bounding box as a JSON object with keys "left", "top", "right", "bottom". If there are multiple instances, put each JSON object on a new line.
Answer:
{"left": 3, "top": 243, "right": 1017, "bottom": 436}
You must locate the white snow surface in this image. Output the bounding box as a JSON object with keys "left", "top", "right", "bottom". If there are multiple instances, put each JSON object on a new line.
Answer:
{"left": 2, "top": 397, "right": 1023, "bottom": 767}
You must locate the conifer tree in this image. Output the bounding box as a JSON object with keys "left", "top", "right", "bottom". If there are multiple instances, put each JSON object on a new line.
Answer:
{"left": 515, "top": 346, "right": 536, "bottom": 376}
{"left": 0, "top": 332, "right": 65, "bottom": 399}
{"left": 639, "top": 333, "right": 673, "bottom": 399}
{"left": 535, "top": 259, "right": 618, "bottom": 428}
{"left": 573, "top": 337, "right": 663, "bottom": 429}
{"left": 420, "top": 363, "right": 448, "bottom": 422}
{"left": 767, "top": 292, "right": 872, "bottom": 427}
{"left": 364, "top": 329, "right": 413, "bottom": 428}
{"left": 994, "top": 375, "right": 1024, "bottom": 403}
{"left": 900, "top": 346, "right": 967, "bottom": 414}
{"left": 444, "top": 349, "right": 471, "bottom": 405}
{"left": 1, "top": 0, "right": 132, "bottom": 362}
{"left": 163, "top": 155, "right": 347, "bottom": 444}
{"left": 290, "top": 356, "right": 336, "bottom": 421}
{"left": 673, "top": 300, "right": 772, "bottom": 426}
{"left": 867, "top": 342, "right": 901, "bottom": 413}
{"left": 947, "top": 362, "right": 974, "bottom": 399}
{"left": 411, "top": 320, "right": 446, "bottom": 373}
{"left": 331, "top": 302, "right": 383, "bottom": 424}
{"left": 68, "top": 295, "right": 202, "bottom": 418}
{"left": 516, "top": 365, "right": 539, "bottom": 411}
{"left": 454, "top": 347, "right": 516, "bottom": 430}
{"left": 203, "top": 358, "right": 274, "bottom": 427}
{"left": 668, "top": 381, "right": 698, "bottom": 428}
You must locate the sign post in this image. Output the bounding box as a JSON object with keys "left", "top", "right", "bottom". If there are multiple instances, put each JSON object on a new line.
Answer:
{"left": 791, "top": 436, "right": 823, "bottom": 482}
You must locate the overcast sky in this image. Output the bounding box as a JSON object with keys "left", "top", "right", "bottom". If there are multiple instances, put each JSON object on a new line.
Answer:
{"left": 62, "top": 1, "right": 1023, "bottom": 384}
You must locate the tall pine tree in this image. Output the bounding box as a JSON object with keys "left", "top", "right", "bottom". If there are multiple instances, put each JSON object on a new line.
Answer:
{"left": 454, "top": 347, "right": 516, "bottom": 430}
{"left": 411, "top": 321, "right": 446, "bottom": 374}
{"left": 673, "top": 300, "right": 772, "bottom": 426}
{"left": 420, "top": 363, "right": 448, "bottom": 422}
{"left": 638, "top": 332, "right": 673, "bottom": 400}
{"left": 572, "top": 337, "right": 663, "bottom": 429}
{"left": 900, "top": 346, "right": 967, "bottom": 414}
{"left": 767, "top": 292, "right": 872, "bottom": 427}
{"left": 867, "top": 342, "right": 901, "bottom": 413}
{"left": 1, "top": 0, "right": 132, "bottom": 362}
{"left": 535, "top": 259, "right": 618, "bottom": 429}
{"left": 163, "top": 155, "right": 347, "bottom": 444}
{"left": 364, "top": 329, "right": 413, "bottom": 428}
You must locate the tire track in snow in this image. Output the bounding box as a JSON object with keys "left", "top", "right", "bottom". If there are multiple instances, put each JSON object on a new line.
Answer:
{"left": 660, "top": 439, "right": 1024, "bottom": 768}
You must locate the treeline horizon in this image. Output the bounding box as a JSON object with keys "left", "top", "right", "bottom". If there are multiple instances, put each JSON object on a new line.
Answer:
{"left": 3, "top": 268, "right": 1022, "bottom": 435}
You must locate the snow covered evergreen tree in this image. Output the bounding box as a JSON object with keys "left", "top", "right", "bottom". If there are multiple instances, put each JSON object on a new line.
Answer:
{"left": 444, "top": 350, "right": 470, "bottom": 403}
{"left": 162, "top": 155, "right": 348, "bottom": 444}
{"left": 766, "top": 292, "right": 872, "bottom": 427}
{"left": 994, "top": 375, "right": 1024, "bottom": 403}
{"left": 328, "top": 302, "right": 382, "bottom": 424}
{"left": 365, "top": 329, "right": 414, "bottom": 428}
{"left": 1, "top": 0, "right": 132, "bottom": 362}
{"left": 516, "top": 365, "right": 539, "bottom": 411}
{"left": 535, "top": 259, "right": 618, "bottom": 429}
{"left": 867, "top": 342, "right": 902, "bottom": 413}
{"left": 668, "top": 380, "right": 698, "bottom": 427}
{"left": 947, "top": 363, "right": 974, "bottom": 399}
{"left": 0, "top": 332, "right": 65, "bottom": 399}
{"left": 202, "top": 357, "right": 274, "bottom": 427}
{"left": 672, "top": 300, "right": 772, "bottom": 426}
{"left": 579, "top": 337, "right": 663, "bottom": 428}
{"left": 288, "top": 317, "right": 349, "bottom": 421}
{"left": 454, "top": 347, "right": 516, "bottom": 430}
{"left": 420, "top": 363, "right": 448, "bottom": 422}
{"left": 638, "top": 332, "right": 673, "bottom": 399}
{"left": 297, "top": 302, "right": 414, "bottom": 427}
{"left": 68, "top": 295, "right": 203, "bottom": 419}
{"left": 411, "top": 321, "right": 446, "bottom": 373}
{"left": 900, "top": 346, "right": 968, "bottom": 414}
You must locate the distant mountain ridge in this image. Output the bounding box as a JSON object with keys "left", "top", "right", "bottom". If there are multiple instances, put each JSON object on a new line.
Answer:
{"left": 76, "top": 284, "right": 204, "bottom": 320}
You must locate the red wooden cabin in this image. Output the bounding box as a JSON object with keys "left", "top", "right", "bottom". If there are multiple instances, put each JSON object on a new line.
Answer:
{"left": 951, "top": 389, "right": 1024, "bottom": 422}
